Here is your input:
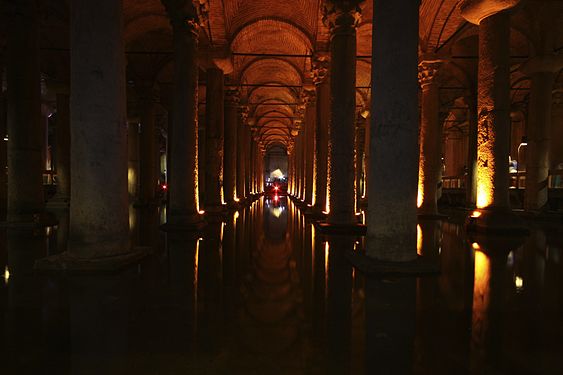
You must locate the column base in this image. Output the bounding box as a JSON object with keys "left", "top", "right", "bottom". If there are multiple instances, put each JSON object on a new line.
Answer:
{"left": 34, "top": 246, "right": 151, "bottom": 273}
{"left": 314, "top": 221, "right": 367, "bottom": 235}
{"left": 1, "top": 212, "right": 58, "bottom": 228}
{"left": 466, "top": 208, "right": 529, "bottom": 234}
{"left": 346, "top": 252, "right": 440, "bottom": 276}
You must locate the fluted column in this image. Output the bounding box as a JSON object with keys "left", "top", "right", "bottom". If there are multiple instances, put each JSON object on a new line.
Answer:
{"left": 138, "top": 83, "right": 158, "bottom": 206}
{"left": 367, "top": 0, "right": 419, "bottom": 261}
{"left": 224, "top": 89, "right": 239, "bottom": 206}
{"left": 460, "top": 0, "right": 526, "bottom": 231}
{"left": 204, "top": 68, "right": 224, "bottom": 212}
{"left": 6, "top": 0, "right": 44, "bottom": 223}
{"left": 165, "top": 4, "right": 204, "bottom": 227}
{"left": 522, "top": 56, "right": 560, "bottom": 211}
{"left": 312, "top": 56, "right": 330, "bottom": 215}
{"left": 323, "top": 0, "right": 361, "bottom": 225}
{"left": 417, "top": 59, "right": 444, "bottom": 216}
{"left": 68, "top": 0, "right": 129, "bottom": 258}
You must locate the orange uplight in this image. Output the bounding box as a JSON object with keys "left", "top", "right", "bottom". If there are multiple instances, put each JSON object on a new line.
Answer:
{"left": 471, "top": 210, "right": 482, "bottom": 218}
{"left": 471, "top": 242, "right": 480, "bottom": 250}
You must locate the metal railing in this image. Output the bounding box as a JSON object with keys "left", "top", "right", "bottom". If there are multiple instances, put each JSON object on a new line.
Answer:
{"left": 442, "top": 170, "right": 563, "bottom": 190}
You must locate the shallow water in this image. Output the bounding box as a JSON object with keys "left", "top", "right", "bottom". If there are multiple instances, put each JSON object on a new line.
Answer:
{"left": 1, "top": 196, "right": 562, "bottom": 374}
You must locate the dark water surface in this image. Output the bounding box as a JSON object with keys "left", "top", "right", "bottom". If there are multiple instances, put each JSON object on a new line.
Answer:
{"left": 1, "top": 196, "right": 562, "bottom": 374}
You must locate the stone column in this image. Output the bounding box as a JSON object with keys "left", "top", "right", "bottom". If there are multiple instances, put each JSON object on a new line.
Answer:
{"left": 244, "top": 127, "right": 251, "bottom": 196}
{"left": 138, "top": 83, "right": 158, "bottom": 206}
{"left": 417, "top": 59, "right": 444, "bottom": 216}
{"left": 304, "top": 90, "right": 316, "bottom": 206}
{"left": 354, "top": 116, "right": 365, "bottom": 210}
{"left": 466, "top": 98, "right": 478, "bottom": 207}
{"left": 522, "top": 56, "right": 560, "bottom": 211}
{"left": 224, "top": 89, "right": 239, "bottom": 206}
{"left": 323, "top": 0, "right": 361, "bottom": 226}
{"left": 204, "top": 68, "right": 224, "bottom": 212}
{"left": 0, "top": 73, "right": 8, "bottom": 217}
{"left": 312, "top": 56, "right": 330, "bottom": 215}
{"left": 6, "top": 0, "right": 44, "bottom": 223}
{"left": 127, "top": 122, "right": 140, "bottom": 200}
{"left": 165, "top": 4, "right": 203, "bottom": 227}
{"left": 552, "top": 89, "right": 563, "bottom": 174}
{"left": 361, "top": 112, "right": 370, "bottom": 206}
{"left": 67, "top": 0, "right": 129, "bottom": 259}
{"left": 50, "top": 92, "right": 71, "bottom": 205}
{"left": 460, "top": 0, "right": 525, "bottom": 231}
{"left": 367, "top": 0, "right": 419, "bottom": 261}
{"left": 236, "top": 109, "right": 247, "bottom": 201}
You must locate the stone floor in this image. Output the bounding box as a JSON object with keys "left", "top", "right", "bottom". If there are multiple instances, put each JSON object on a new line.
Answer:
{"left": 1, "top": 196, "right": 562, "bottom": 374}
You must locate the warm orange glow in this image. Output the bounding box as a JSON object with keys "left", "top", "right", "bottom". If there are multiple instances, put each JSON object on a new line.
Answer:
{"left": 417, "top": 224, "right": 422, "bottom": 255}
{"left": 476, "top": 184, "right": 492, "bottom": 209}
{"left": 417, "top": 172, "right": 424, "bottom": 208}
{"left": 471, "top": 210, "right": 482, "bottom": 218}
{"left": 234, "top": 211, "right": 239, "bottom": 220}
{"left": 3, "top": 266, "right": 9, "bottom": 284}
{"left": 472, "top": 250, "right": 491, "bottom": 351}
{"left": 472, "top": 242, "right": 481, "bottom": 250}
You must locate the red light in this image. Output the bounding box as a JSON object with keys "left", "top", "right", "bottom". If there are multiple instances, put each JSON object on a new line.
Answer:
{"left": 274, "top": 195, "right": 279, "bottom": 201}
{"left": 162, "top": 184, "right": 168, "bottom": 190}
{"left": 274, "top": 186, "right": 279, "bottom": 191}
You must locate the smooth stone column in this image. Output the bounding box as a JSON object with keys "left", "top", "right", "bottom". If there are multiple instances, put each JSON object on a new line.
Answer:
{"left": 551, "top": 89, "right": 563, "bottom": 177}
{"left": 466, "top": 98, "right": 478, "bottom": 207}
{"left": 460, "top": 0, "right": 527, "bottom": 232}
{"left": 204, "top": 68, "right": 224, "bottom": 212}
{"left": 138, "top": 83, "right": 158, "bottom": 206}
{"left": 417, "top": 59, "right": 444, "bottom": 217}
{"left": 354, "top": 116, "right": 365, "bottom": 210}
{"left": 236, "top": 110, "right": 246, "bottom": 201}
{"left": 244, "top": 127, "right": 251, "bottom": 196}
{"left": 361, "top": 113, "right": 370, "bottom": 206}
{"left": 522, "top": 56, "right": 560, "bottom": 211}
{"left": 312, "top": 56, "right": 330, "bottom": 216}
{"left": 304, "top": 92, "right": 316, "bottom": 206}
{"left": 127, "top": 122, "right": 140, "bottom": 200}
{"left": 0, "top": 74, "right": 7, "bottom": 217}
{"left": 224, "top": 89, "right": 239, "bottom": 206}
{"left": 5, "top": 0, "right": 44, "bottom": 224}
{"left": 48, "top": 92, "right": 71, "bottom": 207}
{"left": 368, "top": 0, "right": 419, "bottom": 261}
{"left": 166, "top": 9, "right": 203, "bottom": 227}
{"left": 323, "top": 1, "right": 361, "bottom": 226}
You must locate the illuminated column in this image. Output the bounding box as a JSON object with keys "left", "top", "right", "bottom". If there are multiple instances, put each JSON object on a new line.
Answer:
{"left": 67, "top": 0, "right": 130, "bottom": 259}
{"left": 237, "top": 106, "right": 248, "bottom": 201}
{"left": 244, "top": 126, "right": 251, "bottom": 197}
{"left": 323, "top": 0, "right": 361, "bottom": 225}
{"left": 523, "top": 56, "right": 559, "bottom": 211}
{"left": 127, "top": 122, "right": 140, "bottom": 200}
{"left": 361, "top": 112, "right": 370, "bottom": 206}
{"left": 138, "top": 83, "right": 158, "bottom": 206}
{"left": 466, "top": 97, "right": 478, "bottom": 207}
{"left": 47, "top": 92, "right": 71, "bottom": 206}
{"left": 294, "top": 129, "right": 302, "bottom": 198}
{"left": 460, "top": 0, "right": 524, "bottom": 230}
{"left": 5, "top": 0, "right": 44, "bottom": 223}
{"left": 312, "top": 56, "right": 330, "bottom": 215}
{"left": 367, "top": 0, "right": 419, "bottom": 261}
{"left": 165, "top": 3, "right": 203, "bottom": 227}
{"left": 417, "top": 59, "right": 443, "bottom": 216}
{"left": 354, "top": 116, "right": 365, "bottom": 210}
{"left": 304, "top": 89, "right": 316, "bottom": 206}
{"left": 204, "top": 68, "right": 224, "bottom": 212}
{"left": 224, "top": 89, "right": 239, "bottom": 205}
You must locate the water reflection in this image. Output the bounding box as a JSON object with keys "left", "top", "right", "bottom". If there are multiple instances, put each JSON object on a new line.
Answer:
{"left": 0, "top": 200, "right": 561, "bottom": 374}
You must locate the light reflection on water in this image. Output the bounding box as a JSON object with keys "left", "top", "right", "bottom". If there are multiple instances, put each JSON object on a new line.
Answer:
{"left": 0, "top": 198, "right": 561, "bottom": 374}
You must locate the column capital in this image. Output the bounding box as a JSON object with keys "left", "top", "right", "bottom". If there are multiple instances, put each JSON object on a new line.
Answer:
{"left": 164, "top": 0, "right": 209, "bottom": 35}
{"left": 225, "top": 88, "right": 240, "bottom": 106}
{"left": 301, "top": 87, "right": 317, "bottom": 106}
{"left": 321, "top": 0, "right": 363, "bottom": 35}
{"left": 311, "top": 54, "right": 330, "bottom": 85}
{"left": 417, "top": 60, "right": 444, "bottom": 88}
{"left": 459, "top": 0, "right": 520, "bottom": 25}
{"left": 238, "top": 104, "right": 250, "bottom": 122}
{"left": 553, "top": 88, "right": 563, "bottom": 107}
